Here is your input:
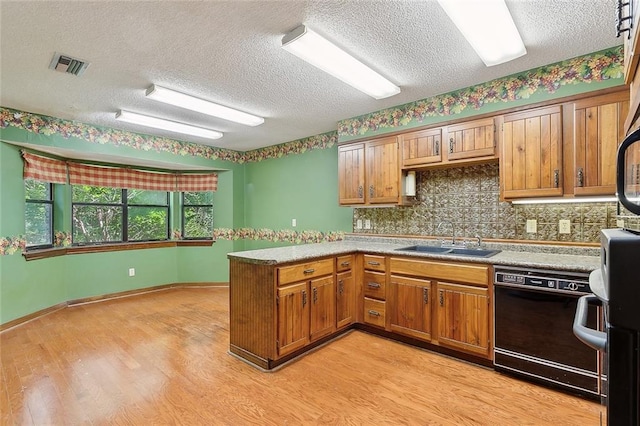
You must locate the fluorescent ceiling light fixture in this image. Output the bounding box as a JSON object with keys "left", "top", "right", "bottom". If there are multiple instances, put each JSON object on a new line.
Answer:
{"left": 115, "top": 110, "right": 223, "bottom": 140}
{"left": 145, "top": 85, "right": 264, "bottom": 126}
{"left": 281, "top": 25, "right": 401, "bottom": 100}
{"left": 437, "top": 0, "right": 526, "bottom": 66}
{"left": 511, "top": 197, "right": 618, "bottom": 205}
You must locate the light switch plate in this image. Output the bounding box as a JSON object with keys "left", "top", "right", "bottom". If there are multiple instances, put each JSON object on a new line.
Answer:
{"left": 291, "top": 218, "right": 297, "bottom": 227}
{"left": 364, "top": 219, "right": 371, "bottom": 229}
{"left": 356, "top": 219, "right": 363, "bottom": 229}
{"left": 559, "top": 219, "right": 571, "bottom": 234}
{"left": 617, "top": 219, "right": 625, "bottom": 228}
{"left": 128, "top": 268, "right": 135, "bottom": 277}
{"left": 526, "top": 219, "right": 537, "bottom": 233}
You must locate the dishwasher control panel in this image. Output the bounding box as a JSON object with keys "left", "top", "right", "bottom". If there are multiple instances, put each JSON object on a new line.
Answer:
{"left": 494, "top": 267, "right": 591, "bottom": 295}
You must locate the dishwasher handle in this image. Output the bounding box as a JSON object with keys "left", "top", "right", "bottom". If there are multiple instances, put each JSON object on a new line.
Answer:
{"left": 573, "top": 294, "right": 607, "bottom": 352}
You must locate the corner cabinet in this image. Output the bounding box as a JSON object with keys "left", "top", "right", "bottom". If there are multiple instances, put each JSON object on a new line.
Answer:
{"left": 501, "top": 105, "right": 563, "bottom": 199}
{"left": 338, "top": 136, "right": 399, "bottom": 205}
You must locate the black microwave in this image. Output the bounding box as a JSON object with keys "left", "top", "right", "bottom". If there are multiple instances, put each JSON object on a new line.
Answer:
{"left": 617, "top": 126, "right": 640, "bottom": 218}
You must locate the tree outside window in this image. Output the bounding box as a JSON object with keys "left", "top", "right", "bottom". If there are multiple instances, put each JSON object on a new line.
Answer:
{"left": 25, "top": 179, "right": 53, "bottom": 248}
{"left": 182, "top": 191, "right": 213, "bottom": 239}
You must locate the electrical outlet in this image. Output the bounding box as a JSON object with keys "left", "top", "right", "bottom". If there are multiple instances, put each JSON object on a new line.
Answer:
{"left": 128, "top": 268, "right": 135, "bottom": 277}
{"left": 526, "top": 219, "right": 537, "bottom": 234}
{"left": 356, "top": 219, "right": 363, "bottom": 229}
{"left": 559, "top": 219, "right": 571, "bottom": 234}
{"left": 364, "top": 219, "right": 371, "bottom": 229}
{"left": 617, "top": 219, "right": 625, "bottom": 228}
{"left": 291, "top": 218, "right": 297, "bottom": 227}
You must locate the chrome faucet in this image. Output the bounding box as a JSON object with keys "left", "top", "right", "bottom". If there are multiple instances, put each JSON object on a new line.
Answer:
{"left": 436, "top": 220, "right": 455, "bottom": 247}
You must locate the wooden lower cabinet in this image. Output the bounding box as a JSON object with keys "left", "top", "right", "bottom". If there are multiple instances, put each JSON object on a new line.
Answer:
{"left": 364, "top": 297, "right": 386, "bottom": 328}
{"left": 336, "top": 270, "right": 355, "bottom": 329}
{"left": 309, "top": 276, "right": 336, "bottom": 341}
{"left": 389, "top": 275, "right": 432, "bottom": 341}
{"left": 277, "top": 282, "right": 310, "bottom": 357}
{"left": 436, "top": 281, "right": 490, "bottom": 357}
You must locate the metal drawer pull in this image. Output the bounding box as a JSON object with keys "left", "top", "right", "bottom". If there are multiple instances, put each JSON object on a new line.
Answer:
{"left": 368, "top": 310, "right": 381, "bottom": 316}
{"left": 313, "top": 287, "right": 318, "bottom": 303}
{"left": 338, "top": 280, "right": 344, "bottom": 295}
{"left": 439, "top": 290, "right": 444, "bottom": 307}
{"left": 303, "top": 269, "right": 315, "bottom": 275}
{"left": 423, "top": 287, "right": 429, "bottom": 304}
{"left": 367, "top": 261, "right": 381, "bottom": 266}
{"left": 367, "top": 282, "right": 381, "bottom": 289}
{"left": 340, "top": 261, "right": 351, "bottom": 267}
{"left": 302, "top": 290, "right": 307, "bottom": 307}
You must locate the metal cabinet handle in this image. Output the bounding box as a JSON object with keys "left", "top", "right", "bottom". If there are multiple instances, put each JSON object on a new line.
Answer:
{"left": 439, "top": 290, "right": 444, "bottom": 307}
{"left": 367, "top": 261, "right": 381, "bottom": 266}
{"left": 423, "top": 287, "right": 429, "bottom": 304}
{"left": 302, "top": 290, "right": 307, "bottom": 307}
{"left": 368, "top": 310, "right": 381, "bottom": 317}
{"left": 367, "top": 282, "right": 381, "bottom": 289}
{"left": 434, "top": 139, "right": 440, "bottom": 156}
{"left": 553, "top": 169, "right": 560, "bottom": 188}
{"left": 358, "top": 185, "right": 363, "bottom": 198}
{"left": 369, "top": 185, "right": 374, "bottom": 197}
{"left": 338, "top": 279, "right": 344, "bottom": 295}
{"left": 303, "top": 268, "right": 315, "bottom": 275}
{"left": 449, "top": 137, "right": 454, "bottom": 154}
{"left": 312, "top": 287, "right": 318, "bottom": 304}
{"left": 577, "top": 167, "right": 584, "bottom": 187}
{"left": 340, "top": 261, "right": 351, "bottom": 267}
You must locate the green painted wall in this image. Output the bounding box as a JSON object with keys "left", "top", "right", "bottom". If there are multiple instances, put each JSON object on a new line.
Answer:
{"left": 242, "top": 146, "right": 353, "bottom": 250}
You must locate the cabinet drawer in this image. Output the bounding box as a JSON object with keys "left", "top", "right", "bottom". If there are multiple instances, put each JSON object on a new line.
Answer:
{"left": 363, "top": 254, "right": 386, "bottom": 272}
{"left": 336, "top": 255, "right": 354, "bottom": 272}
{"left": 363, "top": 271, "right": 386, "bottom": 299}
{"left": 364, "top": 298, "right": 386, "bottom": 328}
{"left": 278, "top": 258, "right": 334, "bottom": 286}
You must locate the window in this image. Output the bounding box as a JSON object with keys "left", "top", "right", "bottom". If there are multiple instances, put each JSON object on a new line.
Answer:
{"left": 182, "top": 191, "right": 214, "bottom": 239}
{"left": 72, "top": 185, "right": 169, "bottom": 244}
{"left": 25, "top": 179, "right": 53, "bottom": 248}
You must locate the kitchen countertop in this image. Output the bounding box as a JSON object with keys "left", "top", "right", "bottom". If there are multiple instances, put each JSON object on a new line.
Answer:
{"left": 227, "top": 235, "right": 601, "bottom": 273}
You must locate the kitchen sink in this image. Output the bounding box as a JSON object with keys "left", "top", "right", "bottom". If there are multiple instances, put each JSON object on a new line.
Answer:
{"left": 395, "top": 245, "right": 501, "bottom": 258}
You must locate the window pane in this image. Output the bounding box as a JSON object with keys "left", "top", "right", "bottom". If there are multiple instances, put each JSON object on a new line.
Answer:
{"left": 25, "top": 179, "right": 51, "bottom": 200}
{"left": 128, "top": 189, "right": 168, "bottom": 205}
{"left": 25, "top": 203, "right": 52, "bottom": 246}
{"left": 128, "top": 206, "right": 168, "bottom": 241}
{"left": 72, "top": 185, "right": 122, "bottom": 203}
{"left": 72, "top": 205, "right": 123, "bottom": 243}
{"left": 183, "top": 206, "right": 213, "bottom": 238}
{"left": 184, "top": 191, "right": 213, "bottom": 205}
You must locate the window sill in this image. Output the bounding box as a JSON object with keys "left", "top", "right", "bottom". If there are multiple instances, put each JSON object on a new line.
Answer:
{"left": 23, "top": 240, "right": 214, "bottom": 261}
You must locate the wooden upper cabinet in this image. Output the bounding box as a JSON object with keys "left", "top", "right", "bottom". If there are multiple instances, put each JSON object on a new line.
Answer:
{"left": 445, "top": 117, "right": 497, "bottom": 161}
{"left": 623, "top": 0, "right": 640, "bottom": 84}
{"left": 366, "top": 136, "right": 399, "bottom": 204}
{"left": 501, "top": 105, "right": 563, "bottom": 199}
{"left": 400, "top": 128, "right": 442, "bottom": 167}
{"left": 338, "top": 143, "right": 365, "bottom": 205}
{"left": 573, "top": 91, "right": 630, "bottom": 196}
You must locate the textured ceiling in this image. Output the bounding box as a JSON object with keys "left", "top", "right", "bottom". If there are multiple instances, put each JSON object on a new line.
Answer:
{"left": 0, "top": 0, "right": 622, "bottom": 153}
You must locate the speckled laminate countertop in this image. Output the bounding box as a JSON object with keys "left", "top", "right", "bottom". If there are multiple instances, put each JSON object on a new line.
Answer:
{"left": 227, "top": 235, "right": 601, "bottom": 273}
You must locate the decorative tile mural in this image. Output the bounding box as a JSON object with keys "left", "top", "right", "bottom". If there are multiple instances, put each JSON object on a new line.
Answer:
{"left": 353, "top": 163, "right": 623, "bottom": 243}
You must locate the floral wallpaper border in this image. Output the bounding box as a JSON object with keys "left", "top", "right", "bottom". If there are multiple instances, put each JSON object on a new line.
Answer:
{"left": 0, "top": 108, "right": 337, "bottom": 164}
{"left": 213, "top": 228, "right": 345, "bottom": 244}
{"left": 338, "top": 46, "right": 624, "bottom": 138}
{"left": 1, "top": 228, "right": 345, "bottom": 255}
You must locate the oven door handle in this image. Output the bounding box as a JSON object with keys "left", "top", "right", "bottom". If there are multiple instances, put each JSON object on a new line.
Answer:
{"left": 573, "top": 294, "right": 607, "bottom": 352}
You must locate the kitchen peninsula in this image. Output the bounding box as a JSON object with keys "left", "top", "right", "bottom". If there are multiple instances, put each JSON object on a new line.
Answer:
{"left": 228, "top": 235, "right": 599, "bottom": 371}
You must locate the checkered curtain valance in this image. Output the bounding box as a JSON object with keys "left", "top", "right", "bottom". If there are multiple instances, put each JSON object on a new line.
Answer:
{"left": 176, "top": 174, "right": 218, "bottom": 192}
{"left": 22, "top": 151, "right": 68, "bottom": 184}
{"left": 68, "top": 163, "right": 178, "bottom": 191}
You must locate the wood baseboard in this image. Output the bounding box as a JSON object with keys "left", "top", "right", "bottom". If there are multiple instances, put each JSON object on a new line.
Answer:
{"left": 1, "top": 282, "right": 228, "bottom": 332}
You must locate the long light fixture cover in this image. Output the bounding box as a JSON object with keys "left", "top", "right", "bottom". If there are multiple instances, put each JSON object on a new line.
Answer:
{"left": 146, "top": 85, "right": 264, "bottom": 126}
{"left": 115, "top": 110, "right": 223, "bottom": 140}
{"left": 282, "top": 25, "right": 401, "bottom": 100}
{"left": 437, "top": 0, "right": 526, "bottom": 67}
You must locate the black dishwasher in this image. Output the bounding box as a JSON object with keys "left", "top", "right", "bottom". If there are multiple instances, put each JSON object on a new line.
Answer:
{"left": 494, "top": 266, "right": 603, "bottom": 399}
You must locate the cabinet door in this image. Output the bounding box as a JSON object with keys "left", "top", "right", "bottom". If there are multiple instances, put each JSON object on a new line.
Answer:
{"left": 445, "top": 117, "right": 496, "bottom": 161}
{"left": 310, "top": 276, "right": 336, "bottom": 341}
{"left": 366, "top": 136, "right": 399, "bottom": 204}
{"left": 574, "top": 93, "right": 629, "bottom": 196}
{"left": 501, "top": 106, "right": 563, "bottom": 199}
{"left": 336, "top": 270, "right": 355, "bottom": 329}
{"left": 338, "top": 143, "right": 365, "bottom": 205}
{"left": 389, "top": 275, "right": 431, "bottom": 342}
{"left": 277, "top": 282, "right": 310, "bottom": 357}
{"left": 436, "top": 282, "right": 489, "bottom": 357}
{"left": 400, "top": 128, "right": 442, "bottom": 167}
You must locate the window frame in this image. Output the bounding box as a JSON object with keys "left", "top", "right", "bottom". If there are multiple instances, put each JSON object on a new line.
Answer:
{"left": 24, "top": 180, "right": 54, "bottom": 250}
{"left": 71, "top": 186, "right": 170, "bottom": 245}
{"left": 181, "top": 191, "right": 214, "bottom": 240}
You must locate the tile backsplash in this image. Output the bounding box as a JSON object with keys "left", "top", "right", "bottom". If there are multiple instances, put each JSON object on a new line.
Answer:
{"left": 353, "top": 163, "right": 636, "bottom": 243}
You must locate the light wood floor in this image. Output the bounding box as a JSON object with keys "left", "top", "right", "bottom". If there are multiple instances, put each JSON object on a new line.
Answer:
{"left": 1, "top": 287, "right": 604, "bottom": 425}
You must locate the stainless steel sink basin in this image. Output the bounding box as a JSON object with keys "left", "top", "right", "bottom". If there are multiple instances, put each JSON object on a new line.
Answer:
{"left": 395, "top": 245, "right": 453, "bottom": 253}
{"left": 395, "top": 245, "right": 501, "bottom": 258}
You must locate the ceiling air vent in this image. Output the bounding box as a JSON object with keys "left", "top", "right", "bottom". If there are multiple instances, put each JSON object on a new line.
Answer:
{"left": 48, "top": 52, "right": 90, "bottom": 76}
